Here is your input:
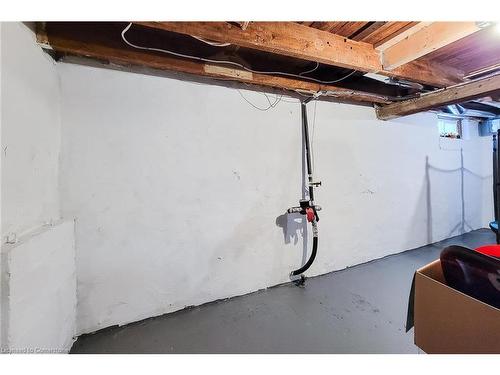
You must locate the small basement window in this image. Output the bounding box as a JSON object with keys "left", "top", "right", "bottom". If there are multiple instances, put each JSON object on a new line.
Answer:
{"left": 438, "top": 117, "right": 462, "bottom": 139}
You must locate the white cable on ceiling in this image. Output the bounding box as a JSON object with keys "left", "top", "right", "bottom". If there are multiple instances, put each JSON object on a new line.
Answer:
{"left": 121, "top": 23, "right": 357, "bottom": 85}
{"left": 191, "top": 35, "right": 232, "bottom": 47}
{"left": 299, "top": 61, "right": 320, "bottom": 77}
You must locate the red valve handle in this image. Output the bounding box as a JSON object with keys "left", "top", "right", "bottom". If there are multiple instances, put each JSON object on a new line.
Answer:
{"left": 306, "top": 207, "right": 315, "bottom": 222}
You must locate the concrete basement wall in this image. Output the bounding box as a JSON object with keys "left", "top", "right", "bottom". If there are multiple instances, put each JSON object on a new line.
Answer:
{"left": 57, "top": 63, "right": 493, "bottom": 335}
{"left": 1, "top": 23, "right": 61, "bottom": 237}
{"left": 1, "top": 22, "right": 76, "bottom": 352}
{"left": 0, "top": 20, "right": 3, "bottom": 348}
{"left": 3, "top": 221, "right": 76, "bottom": 353}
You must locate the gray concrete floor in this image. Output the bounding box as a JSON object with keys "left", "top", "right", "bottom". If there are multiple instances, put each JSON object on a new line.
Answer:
{"left": 70, "top": 229, "right": 495, "bottom": 354}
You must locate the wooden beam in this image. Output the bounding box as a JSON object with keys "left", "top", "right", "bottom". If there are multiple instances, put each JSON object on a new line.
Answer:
{"left": 35, "top": 22, "right": 51, "bottom": 47}
{"left": 136, "top": 22, "right": 380, "bottom": 71}
{"left": 43, "top": 33, "right": 392, "bottom": 105}
{"left": 380, "top": 22, "right": 481, "bottom": 70}
{"left": 134, "top": 21, "right": 463, "bottom": 87}
{"left": 375, "top": 22, "right": 431, "bottom": 50}
{"left": 376, "top": 74, "right": 500, "bottom": 120}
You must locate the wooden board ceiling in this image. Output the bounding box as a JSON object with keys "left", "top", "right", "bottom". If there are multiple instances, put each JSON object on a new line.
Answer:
{"left": 36, "top": 21, "right": 500, "bottom": 119}
{"left": 298, "top": 21, "right": 500, "bottom": 75}
{"left": 299, "top": 21, "right": 419, "bottom": 45}
{"left": 424, "top": 28, "right": 500, "bottom": 76}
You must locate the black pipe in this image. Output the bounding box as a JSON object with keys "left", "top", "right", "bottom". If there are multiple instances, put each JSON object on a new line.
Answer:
{"left": 301, "top": 102, "right": 314, "bottom": 202}
{"left": 291, "top": 236, "right": 318, "bottom": 276}
{"left": 290, "top": 100, "right": 320, "bottom": 278}
{"left": 493, "top": 133, "right": 498, "bottom": 222}
{"left": 496, "top": 129, "right": 500, "bottom": 244}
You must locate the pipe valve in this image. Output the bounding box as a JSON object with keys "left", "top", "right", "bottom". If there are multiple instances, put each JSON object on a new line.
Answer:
{"left": 287, "top": 199, "right": 321, "bottom": 222}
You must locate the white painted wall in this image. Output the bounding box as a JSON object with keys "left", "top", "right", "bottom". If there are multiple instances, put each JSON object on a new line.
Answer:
{"left": 3, "top": 221, "right": 76, "bottom": 353}
{"left": 1, "top": 22, "right": 61, "bottom": 239}
{"left": 312, "top": 109, "right": 492, "bottom": 269}
{"left": 0, "top": 20, "right": 3, "bottom": 348}
{"left": 58, "top": 63, "right": 493, "bottom": 334}
{"left": 1, "top": 23, "right": 76, "bottom": 352}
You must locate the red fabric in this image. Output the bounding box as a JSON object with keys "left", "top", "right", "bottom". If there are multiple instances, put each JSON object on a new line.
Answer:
{"left": 475, "top": 245, "right": 500, "bottom": 258}
{"left": 306, "top": 208, "right": 315, "bottom": 222}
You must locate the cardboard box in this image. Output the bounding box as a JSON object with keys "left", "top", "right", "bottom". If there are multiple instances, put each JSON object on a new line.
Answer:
{"left": 410, "top": 259, "right": 500, "bottom": 354}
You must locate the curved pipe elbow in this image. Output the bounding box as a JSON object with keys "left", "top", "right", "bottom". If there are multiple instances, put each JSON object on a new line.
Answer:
{"left": 290, "top": 235, "right": 318, "bottom": 277}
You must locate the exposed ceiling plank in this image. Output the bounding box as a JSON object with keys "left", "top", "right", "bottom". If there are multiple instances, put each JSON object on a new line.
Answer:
{"left": 351, "top": 22, "right": 386, "bottom": 41}
{"left": 41, "top": 33, "right": 392, "bottom": 105}
{"left": 420, "top": 28, "right": 500, "bottom": 74}
{"left": 364, "top": 22, "right": 418, "bottom": 46}
{"left": 381, "top": 22, "right": 481, "bottom": 70}
{"left": 330, "top": 22, "right": 369, "bottom": 37}
{"left": 310, "top": 22, "right": 344, "bottom": 32}
{"left": 376, "top": 74, "right": 500, "bottom": 120}
{"left": 464, "top": 62, "right": 500, "bottom": 79}
{"left": 134, "top": 21, "right": 463, "bottom": 87}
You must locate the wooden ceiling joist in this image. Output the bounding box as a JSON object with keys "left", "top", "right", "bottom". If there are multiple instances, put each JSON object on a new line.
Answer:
{"left": 40, "top": 34, "right": 392, "bottom": 105}
{"left": 380, "top": 22, "right": 481, "bottom": 70}
{"left": 135, "top": 22, "right": 380, "bottom": 71}
{"left": 134, "top": 22, "right": 463, "bottom": 87}
{"left": 376, "top": 74, "right": 500, "bottom": 120}
{"left": 375, "top": 22, "right": 431, "bottom": 50}
{"left": 38, "top": 21, "right": 500, "bottom": 117}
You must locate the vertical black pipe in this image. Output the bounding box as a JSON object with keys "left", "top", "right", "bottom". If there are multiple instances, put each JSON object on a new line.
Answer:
{"left": 290, "top": 100, "right": 319, "bottom": 278}
{"left": 301, "top": 102, "right": 314, "bottom": 202}
{"left": 493, "top": 133, "right": 498, "bottom": 222}
{"left": 460, "top": 148, "right": 465, "bottom": 234}
{"left": 496, "top": 129, "right": 500, "bottom": 244}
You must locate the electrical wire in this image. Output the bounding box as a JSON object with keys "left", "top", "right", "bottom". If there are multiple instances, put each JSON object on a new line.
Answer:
{"left": 236, "top": 83, "right": 304, "bottom": 109}
{"left": 121, "top": 23, "right": 357, "bottom": 85}
{"left": 237, "top": 90, "right": 283, "bottom": 111}
{"left": 299, "top": 61, "right": 320, "bottom": 77}
{"left": 263, "top": 92, "right": 275, "bottom": 107}
{"left": 191, "top": 35, "right": 232, "bottom": 47}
